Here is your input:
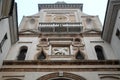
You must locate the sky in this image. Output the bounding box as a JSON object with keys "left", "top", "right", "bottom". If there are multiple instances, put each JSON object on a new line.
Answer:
{"left": 15, "top": 0, "right": 108, "bottom": 25}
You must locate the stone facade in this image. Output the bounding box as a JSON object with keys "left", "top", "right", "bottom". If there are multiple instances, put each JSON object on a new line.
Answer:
{"left": 0, "top": 1, "right": 120, "bottom": 80}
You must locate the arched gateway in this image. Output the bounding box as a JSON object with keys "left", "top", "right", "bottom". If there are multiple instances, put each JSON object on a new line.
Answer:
{"left": 37, "top": 72, "right": 86, "bottom": 80}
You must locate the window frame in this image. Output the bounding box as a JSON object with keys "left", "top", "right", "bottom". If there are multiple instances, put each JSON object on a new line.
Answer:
{"left": 116, "top": 29, "right": 120, "bottom": 39}
{"left": 0, "top": 33, "right": 8, "bottom": 53}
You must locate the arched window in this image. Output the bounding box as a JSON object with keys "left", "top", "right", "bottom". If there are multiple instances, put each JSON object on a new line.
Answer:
{"left": 95, "top": 45, "right": 105, "bottom": 60}
{"left": 37, "top": 50, "right": 46, "bottom": 60}
{"left": 17, "top": 46, "right": 28, "bottom": 60}
{"left": 76, "top": 50, "right": 84, "bottom": 60}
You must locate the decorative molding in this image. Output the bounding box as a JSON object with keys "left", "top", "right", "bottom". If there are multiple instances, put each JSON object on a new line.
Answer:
{"left": 1, "top": 67, "right": 120, "bottom": 72}
{"left": 1, "top": 60, "right": 120, "bottom": 72}
{"left": 2, "top": 60, "right": 120, "bottom": 65}
{"left": 19, "top": 29, "right": 39, "bottom": 35}
{"left": 2, "top": 75, "right": 24, "bottom": 80}
{"left": 18, "top": 42, "right": 32, "bottom": 43}
{"left": 72, "top": 42, "right": 85, "bottom": 47}
{"left": 38, "top": 3, "right": 83, "bottom": 11}
{"left": 99, "top": 74, "right": 120, "bottom": 79}
{"left": 90, "top": 41, "right": 104, "bottom": 43}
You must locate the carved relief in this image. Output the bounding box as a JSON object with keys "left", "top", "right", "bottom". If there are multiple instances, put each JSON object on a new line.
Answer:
{"left": 45, "top": 11, "right": 76, "bottom": 22}
{"left": 53, "top": 15, "right": 68, "bottom": 22}
{"left": 37, "top": 38, "right": 49, "bottom": 47}
{"left": 52, "top": 47, "right": 69, "bottom": 55}
{"left": 30, "top": 18, "right": 35, "bottom": 24}
{"left": 45, "top": 15, "right": 52, "bottom": 22}
{"left": 69, "top": 14, "right": 76, "bottom": 22}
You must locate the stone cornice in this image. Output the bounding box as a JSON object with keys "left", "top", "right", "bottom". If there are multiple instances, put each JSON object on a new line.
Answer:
{"left": 1, "top": 60, "right": 120, "bottom": 72}
{"left": 2, "top": 60, "right": 120, "bottom": 65}
{"left": 1, "top": 68, "right": 120, "bottom": 72}
{"left": 38, "top": 3, "right": 83, "bottom": 11}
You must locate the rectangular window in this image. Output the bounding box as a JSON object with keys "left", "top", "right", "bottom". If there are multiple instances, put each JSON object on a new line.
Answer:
{"left": 0, "top": 33, "right": 7, "bottom": 53}
{"left": 116, "top": 29, "right": 120, "bottom": 39}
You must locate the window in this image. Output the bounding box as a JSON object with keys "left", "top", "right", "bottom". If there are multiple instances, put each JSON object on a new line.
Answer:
{"left": 17, "top": 46, "right": 28, "bottom": 60}
{"left": 95, "top": 45, "right": 105, "bottom": 60}
{"left": 0, "top": 33, "right": 7, "bottom": 53}
{"left": 37, "top": 50, "right": 46, "bottom": 60}
{"left": 116, "top": 29, "right": 120, "bottom": 39}
{"left": 76, "top": 50, "right": 84, "bottom": 60}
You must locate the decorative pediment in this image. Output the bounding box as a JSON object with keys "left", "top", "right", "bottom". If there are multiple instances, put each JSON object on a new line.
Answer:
{"left": 19, "top": 29, "right": 39, "bottom": 34}
{"left": 82, "top": 28, "right": 101, "bottom": 33}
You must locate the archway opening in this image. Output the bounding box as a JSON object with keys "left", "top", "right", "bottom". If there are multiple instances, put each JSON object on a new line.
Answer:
{"left": 37, "top": 72, "right": 86, "bottom": 80}
{"left": 17, "top": 46, "right": 28, "bottom": 60}
{"left": 95, "top": 45, "right": 105, "bottom": 60}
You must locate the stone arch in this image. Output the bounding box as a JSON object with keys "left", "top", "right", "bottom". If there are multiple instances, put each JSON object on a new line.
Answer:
{"left": 37, "top": 72, "right": 86, "bottom": 80}
{"left": 17, "top": 46, "right": 28, "bottom": 60}
{"left": 100, "top": 76, "right": 120, "bottom": 80}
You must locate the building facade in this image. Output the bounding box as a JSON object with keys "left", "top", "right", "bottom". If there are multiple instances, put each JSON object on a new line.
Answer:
{"left": 0, "top": 0, "right": 18, "bottom": 68}
{"left": 102, "top": 0, "right": 120, "bottom": 59}
{"left": 0, "top": 1, "right": 120, "bottom": 80}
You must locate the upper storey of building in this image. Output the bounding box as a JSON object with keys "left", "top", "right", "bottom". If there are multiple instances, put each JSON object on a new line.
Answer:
{"left": 38, "top": 2, "right": 83, "bottom": 11}
{"left": 19, "top": 2, "right": 102, "bottom": 35}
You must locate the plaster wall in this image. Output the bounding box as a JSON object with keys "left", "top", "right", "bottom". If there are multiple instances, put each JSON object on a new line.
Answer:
{"left": 111, "top": 9, "right": 120, "bottom": 59}
{"left": 84, "top": 37, "right": 116, "bottom": 60}
{"left": 0, "top": 19, "right": 11, "bottom": 67}
{"left": 5, "top": 36, "right": 39, "bottom": 60}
